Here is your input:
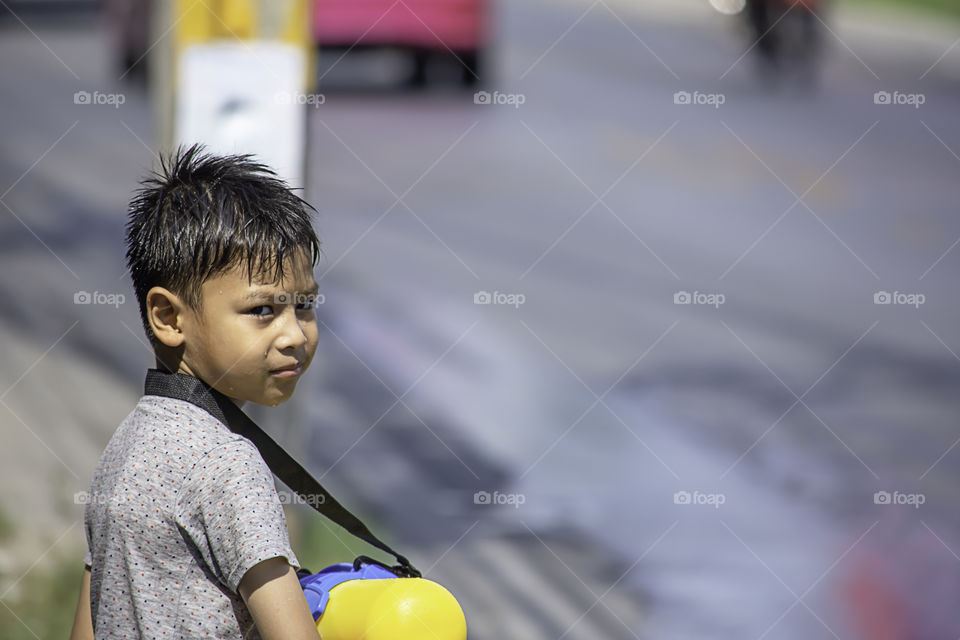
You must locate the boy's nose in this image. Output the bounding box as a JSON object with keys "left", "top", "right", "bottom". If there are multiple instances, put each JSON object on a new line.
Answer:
{"left": 275, "top": 307, "right": 309, "bottom": 351}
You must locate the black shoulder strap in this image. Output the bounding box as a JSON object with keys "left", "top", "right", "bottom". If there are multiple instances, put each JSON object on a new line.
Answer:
{"left": 144, "top": 368, "right": 420, "bottom": 578}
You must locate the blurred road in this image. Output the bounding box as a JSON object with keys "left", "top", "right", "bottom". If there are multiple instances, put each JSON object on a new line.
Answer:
{"left": 303, "top": 1, "right": 960, "bottom": 637}
{"left": 1, "top": 0, "right": 959, "bottom": 638}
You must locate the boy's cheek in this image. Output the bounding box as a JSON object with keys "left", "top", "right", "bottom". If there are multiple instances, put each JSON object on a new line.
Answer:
{"left": 304, "top": 323, "right": 320, "bottom": 357}
{"left": 301, "top": 346, "right": 318, "bottom": 375}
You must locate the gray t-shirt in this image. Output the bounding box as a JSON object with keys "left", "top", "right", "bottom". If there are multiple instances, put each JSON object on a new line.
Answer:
{"left": 83, "top": 395, "right": 300, "bottom": 639}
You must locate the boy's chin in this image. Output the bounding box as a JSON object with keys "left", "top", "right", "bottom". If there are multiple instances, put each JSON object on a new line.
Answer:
{"left": 248, "top": 386, "right": 297, "bottom": 407}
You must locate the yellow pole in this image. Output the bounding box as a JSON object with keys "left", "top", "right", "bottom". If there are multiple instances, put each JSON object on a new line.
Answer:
{"left": 153, "top": 0, "right": 313, "bottom": 152}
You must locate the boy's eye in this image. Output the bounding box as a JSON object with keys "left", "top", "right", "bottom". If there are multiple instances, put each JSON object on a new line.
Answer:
{"left": 248, "top": 305, "right": 273, "bottom": 317}
{"left": 296, "top": 297, "right": 318, "bottom": 311}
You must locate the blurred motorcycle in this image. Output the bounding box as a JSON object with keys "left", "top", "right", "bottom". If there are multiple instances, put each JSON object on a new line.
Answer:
{"left": 742, "top": 0, "right": 824, "bottom": 87}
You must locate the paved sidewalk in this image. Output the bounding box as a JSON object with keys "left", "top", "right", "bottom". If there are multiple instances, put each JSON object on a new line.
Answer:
{"left": 0, "top": 316, "right": 138, "bottom": 598}
{"left": 428, "top": 530, "right": 642, "bottom": 640}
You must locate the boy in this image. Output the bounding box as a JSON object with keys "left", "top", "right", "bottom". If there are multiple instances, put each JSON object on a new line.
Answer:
{"left": 71, "top": 145, "right": 324, "bottom": 639}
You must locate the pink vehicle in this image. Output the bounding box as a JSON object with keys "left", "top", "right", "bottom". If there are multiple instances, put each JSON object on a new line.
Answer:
{"left": 312, "top": 0, "right": 488, "bottom": 86}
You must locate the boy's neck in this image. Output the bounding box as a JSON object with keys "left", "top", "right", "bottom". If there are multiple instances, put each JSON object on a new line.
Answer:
{"left": 154, "top": 359, "right": 247, "bottom": 409}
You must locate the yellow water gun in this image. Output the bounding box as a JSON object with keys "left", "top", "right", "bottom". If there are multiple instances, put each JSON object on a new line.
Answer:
{"left": 300, "top": 556, "right": 467, "bottom": 639}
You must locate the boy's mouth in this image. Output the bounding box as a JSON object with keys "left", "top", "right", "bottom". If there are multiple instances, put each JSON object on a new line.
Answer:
{"left": 270, "top": 362, "right": 303, "bottom": 378}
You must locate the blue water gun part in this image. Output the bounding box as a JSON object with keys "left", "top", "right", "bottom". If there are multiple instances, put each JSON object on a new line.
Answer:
{"left": 299, "top": 560, "right": 397, "bottom": 620}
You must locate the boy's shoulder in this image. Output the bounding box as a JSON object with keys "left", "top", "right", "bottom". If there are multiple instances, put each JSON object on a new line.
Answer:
{"left": 99, "top": 394, "right": 263, "bottom": 479}
{"left": 90, "top": 393, "right": 278, "bottom": 528}
{"left": 133, "top": 393, "right": 244, "bottom": 446}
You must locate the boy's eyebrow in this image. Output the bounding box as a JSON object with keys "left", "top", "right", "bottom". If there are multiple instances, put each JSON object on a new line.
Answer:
{"left": 242, "top": 291, "right": 278, "bottom": 302}
{"left": 243, "top": 282, "right": 320, "bottom": 301}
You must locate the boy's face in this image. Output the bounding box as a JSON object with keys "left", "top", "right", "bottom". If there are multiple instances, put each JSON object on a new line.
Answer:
{"left": 177, "top": 250, "right": 320, "bottom": 407}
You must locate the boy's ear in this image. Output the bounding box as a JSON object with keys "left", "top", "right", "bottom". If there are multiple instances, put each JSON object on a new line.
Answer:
{"left": 146, "top": 287, "right": 190, "bottom": 348}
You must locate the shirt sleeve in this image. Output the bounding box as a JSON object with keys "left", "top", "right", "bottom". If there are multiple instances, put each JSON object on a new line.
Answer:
{"left": 83, "top": 549, "right": 92, "bottom": 569}
{"left": 175, "top": 438, "right": 300, "bottom": 594}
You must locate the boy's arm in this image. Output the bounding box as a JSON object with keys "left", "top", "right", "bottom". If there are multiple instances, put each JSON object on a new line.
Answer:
{"left": 69, "top": 566, "right": 94, "bottom": 640}
{"left": 239, "top": 556, "right": 319, "bottom": 640}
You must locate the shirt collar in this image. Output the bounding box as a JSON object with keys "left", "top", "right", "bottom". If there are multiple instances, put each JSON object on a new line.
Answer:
{"left": 143, "top": 368, "right": 233, "bottom": 426}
